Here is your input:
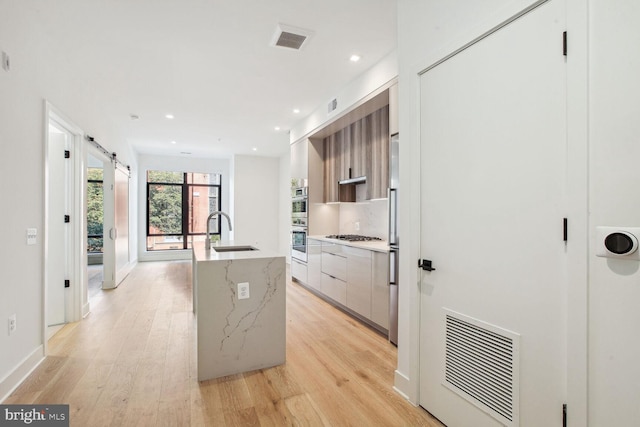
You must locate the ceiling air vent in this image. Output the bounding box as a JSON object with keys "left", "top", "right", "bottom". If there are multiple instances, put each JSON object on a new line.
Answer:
{"left": 328, "top": 98, "right": 338, "bottom": 113}
{"left": 270, "top": 24, "right": 314, "bottom": 51}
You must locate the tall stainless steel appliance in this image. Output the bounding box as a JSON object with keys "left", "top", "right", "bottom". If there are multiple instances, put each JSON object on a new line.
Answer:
{"left": 388, "top": 133, "right": 399, "bottom": 345}
{"left": 291, "top": 186, "right": 308, "bottom": 263}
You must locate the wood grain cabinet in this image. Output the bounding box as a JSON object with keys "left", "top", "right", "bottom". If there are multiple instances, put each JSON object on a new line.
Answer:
{"left": 365, "top": 105, "right": 390, "bottom": 200}
{"left": 323, "top": 131, "right": 352, "bottom": 203}
{"left": 323, "top": 105, "right": 389, "bottom": 202}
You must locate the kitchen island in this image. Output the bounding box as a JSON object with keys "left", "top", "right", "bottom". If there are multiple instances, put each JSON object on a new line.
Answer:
{"left": 192, "top": 241, "right": 286, "bottom": 381}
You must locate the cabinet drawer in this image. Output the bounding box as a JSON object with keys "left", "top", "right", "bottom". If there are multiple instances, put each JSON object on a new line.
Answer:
{"left": 321, "top": 252, "right": 347, "bottom": 281}
{"left": 345, "top": 246, "right": 372, "bottom": 319}
{"left": 306, "top": 239, "right": 322, "bottom": 291}
{"left": 321, "top": 273, "right": 346, "bottom": 305}
{"left": 321, "top": 241, "right": 346, "bottom": 256}
{"left": 291, "top": 259, "right": 307, "bottom": 284}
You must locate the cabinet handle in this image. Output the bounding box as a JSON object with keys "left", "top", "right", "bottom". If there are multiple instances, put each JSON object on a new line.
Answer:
{"left": 418, "top": 259, "right": 436, "bottom": 272}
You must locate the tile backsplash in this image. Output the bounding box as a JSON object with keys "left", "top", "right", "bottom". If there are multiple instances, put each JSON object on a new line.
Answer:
{"left": 339, "top": 185, "right": 388, "bottom": 238}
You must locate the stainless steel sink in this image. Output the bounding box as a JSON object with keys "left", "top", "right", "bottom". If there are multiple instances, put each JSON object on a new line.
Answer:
{"left": 213, "top": 245, "right": 258, "bottom": 252}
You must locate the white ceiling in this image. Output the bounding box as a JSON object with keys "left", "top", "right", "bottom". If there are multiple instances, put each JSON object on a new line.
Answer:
{"left": 36, "top": 0, "right": 397, "bottom": 158}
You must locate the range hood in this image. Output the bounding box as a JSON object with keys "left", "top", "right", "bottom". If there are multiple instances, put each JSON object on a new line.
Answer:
{"left": 338, "top": 175, "right": 367, "bottom": 185}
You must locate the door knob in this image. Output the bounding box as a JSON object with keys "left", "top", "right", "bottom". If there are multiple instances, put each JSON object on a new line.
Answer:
{"left": 418, "top": 259, "right": 436, "bottom": 271}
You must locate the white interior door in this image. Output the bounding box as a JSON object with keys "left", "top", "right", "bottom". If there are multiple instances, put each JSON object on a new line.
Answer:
{"left": 101, "top": 162, "right": 130, "bottom": 289}
{"left": 114, "top": 166, "right": 130, "bottom": 285}
{"left": 418, "top": 2, "right": 567, "bottom": 426}
{"left": 46, "top": 122, "right": 72, "bottom": 326}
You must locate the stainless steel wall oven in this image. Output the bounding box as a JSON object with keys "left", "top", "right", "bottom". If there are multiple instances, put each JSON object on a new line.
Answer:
{"left": 291, "top": 226, "right": 307, "bottom": 262}
{"left": 291, "top": 186, "right": 308, "bottom": 262}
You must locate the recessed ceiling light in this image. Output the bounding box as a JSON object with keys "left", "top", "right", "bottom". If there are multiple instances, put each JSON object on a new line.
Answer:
{"left": 165, "top": 114, "right": 174, "bottom": 119}
{"left": 293, "top": 108, "right": 300, "bottom": 114}
{"left": 171, "top": 141, "right": 177, "bottom": 144}
{"left": 350, "top": 54, "right": 361, "bottom": 62}
{"left": 252, "top": 147, "right": 258, "bottom": 151}
{"left": 274, "top": 126, "right": 281, "bottom": 131}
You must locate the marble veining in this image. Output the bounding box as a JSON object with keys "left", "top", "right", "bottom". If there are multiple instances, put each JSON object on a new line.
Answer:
{"left": 220, "top": 258, "right": 283, "bottom": 354}
{"left": 193, "top": 242, "right": 286, "bottom": 381}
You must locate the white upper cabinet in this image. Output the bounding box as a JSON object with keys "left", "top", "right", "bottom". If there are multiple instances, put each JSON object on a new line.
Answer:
{"left": 290, "top": 139, "right": 309, "bottom": 184}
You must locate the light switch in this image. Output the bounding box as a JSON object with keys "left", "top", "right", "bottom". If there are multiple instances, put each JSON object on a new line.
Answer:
{"left": 26, "top": 228, "right": 37, "bottom": 245}
{"left": 237, "top": 282, "right": 250, "bottom": 300}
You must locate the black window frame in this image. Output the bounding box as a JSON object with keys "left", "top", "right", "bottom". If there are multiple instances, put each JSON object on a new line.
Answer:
{"left": 87, "top": 172, "right": 104, "bottom": 253}
{"left": 146, "top": 172, "right": 222, "bottom": 250}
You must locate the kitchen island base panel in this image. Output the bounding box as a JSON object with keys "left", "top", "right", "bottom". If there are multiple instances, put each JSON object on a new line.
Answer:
{"left": 195, "top": 255, "right": 286, "bottom": 381}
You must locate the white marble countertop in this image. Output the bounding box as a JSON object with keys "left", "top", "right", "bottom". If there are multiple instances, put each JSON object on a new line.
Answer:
{"left": 193, "top": 240, "right": 284, "bottom": 262}
{"left": 307, "top": 235, "right": 391, "bottom": 253}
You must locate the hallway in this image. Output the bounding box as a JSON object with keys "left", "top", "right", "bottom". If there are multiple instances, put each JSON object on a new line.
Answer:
{"left": 4, "top": 261, "right": 441, "bottom": 426}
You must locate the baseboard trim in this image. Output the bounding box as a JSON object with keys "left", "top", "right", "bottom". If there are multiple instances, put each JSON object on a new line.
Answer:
{"left": 0, "top": 345, "right": 45, "bottom": 403}
{"left": 82, "top": 301, "right": 91, "bottom": 318}
{"left": 139, "top": 250, "right": 192, "bottom": 262}
{"left": 393, "top": 369, "right": 415, "bottom": 404}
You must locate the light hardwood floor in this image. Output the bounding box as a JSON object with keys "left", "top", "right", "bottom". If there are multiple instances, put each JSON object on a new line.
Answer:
{"left": 5, "top": 261, "right": 443, "bottom": 426}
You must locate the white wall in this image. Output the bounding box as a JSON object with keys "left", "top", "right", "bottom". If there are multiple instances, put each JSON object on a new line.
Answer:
{"left": 231, "top": 155, "right": 282, "bottom": 254}
{"left": 0, "top": 4, "right": 138, "bottom": 400}
{"left": 398, "top": 0, "right": 639, "bottom": 424}
{"left": 279, "top": 152, "right": 292, "bottom": 263}
{"left": 587, "top": 0, "right": 640, "bottom": 424}
{"left": 290, "top": 50, "right": 398, "bottom": 143}
{"left": 396, "top": 0, "right": 553, "bottom": 403}
{"left": 136, "top": 154, "right": 231, "bottom": 261}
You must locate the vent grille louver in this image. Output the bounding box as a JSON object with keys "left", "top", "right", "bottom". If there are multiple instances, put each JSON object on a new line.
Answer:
{"left": 443, "top": 309, "right": 520, "bottom": 426}
{"left": 270, "top": 24, "right": 314, "bottom": 51}
{"left": 275, "top": 31, "right": 307, "bottom": 50}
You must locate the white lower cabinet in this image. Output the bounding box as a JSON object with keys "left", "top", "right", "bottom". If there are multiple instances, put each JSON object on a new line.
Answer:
{"left": 371, "top": 251, "right": 390, "bottom": 330}
{"left": 345, "top": 246, "right": 372, "bottom": 319}
{"left": 291, "top": 258, "right": 307, "bottom": 284}
{"left": 306, "top": 239, "right": 322, "bottom": 292}
{"left": 302, "top": 241, "right": 390, "bottom": 332}
{"left": 321, "top": 272, "right": 346, "bottom": 305}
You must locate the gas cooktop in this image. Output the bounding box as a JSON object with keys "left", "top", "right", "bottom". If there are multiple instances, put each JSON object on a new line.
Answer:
{"left": 325, "top": 234, "right": 383, "bottom": 242}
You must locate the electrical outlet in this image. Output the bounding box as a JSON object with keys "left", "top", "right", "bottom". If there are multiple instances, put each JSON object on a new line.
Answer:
{"left": 355, "top": 221, "right": 360, "bottom": 231}
{"left": 237, "top": 282, "right": 250, "bottom": 300}
{"left": 8, "top": 314, "right": 16, "bottom": 335}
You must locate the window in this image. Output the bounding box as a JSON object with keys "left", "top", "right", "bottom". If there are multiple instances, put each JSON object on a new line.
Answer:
{"left": 87, "top": 168, "right": 104, "bottom": 253}
{"left": 146, "top": 171, "right": 222, "bottom": 251}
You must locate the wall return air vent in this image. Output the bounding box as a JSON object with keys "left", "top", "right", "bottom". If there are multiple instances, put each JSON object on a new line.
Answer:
{"left": 443, "top": 308, "right": 520, "bottom": 426}
{"left": 270, "top": 24, "right": 314, "bottom": 51}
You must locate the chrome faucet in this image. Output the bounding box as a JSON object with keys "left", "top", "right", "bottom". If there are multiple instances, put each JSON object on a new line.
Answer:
{"left": 206, "top": 211, "right": 233, "bottom": 250}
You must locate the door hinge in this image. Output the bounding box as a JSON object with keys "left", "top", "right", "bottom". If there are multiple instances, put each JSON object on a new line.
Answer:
{"left": 64, "top": 150, "right": 70, "bottom": 159}
{"left": 64, "top": 279, "right": 70, "bottom": 288}
{"left": 563, "top": 31, "right": 567, "bottom": 56}
{"left": 563, "top": 218, "right": 568, "bottom": 242}
{"left": 64, "top": 215, "right": 70, "bottom": 223}
{"left": 563, "top": 403, "right": 567, "bottom": 427}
